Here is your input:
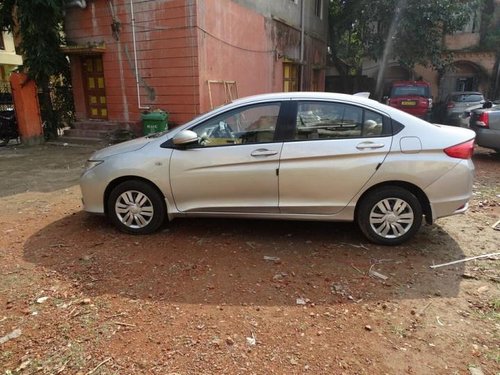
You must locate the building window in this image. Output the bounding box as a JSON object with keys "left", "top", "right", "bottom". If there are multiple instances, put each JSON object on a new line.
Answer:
{"left": 314, "top": 0, "right": 323, "bottom": 18}
{"left": 457, "top": 10, "right": 480, "bottom": 33}
{"left": 283, "top": 62, "right": 299, "bottom": 92}
{"left": 0, "top": 33, "right": 5, "bottom": 50}
{"left": 312, "top": 69, "right": 321, "bottom": 91}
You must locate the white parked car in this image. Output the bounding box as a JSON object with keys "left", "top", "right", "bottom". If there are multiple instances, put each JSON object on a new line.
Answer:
{"left": 80, "top": 92, "right": 475, "bottom": 245}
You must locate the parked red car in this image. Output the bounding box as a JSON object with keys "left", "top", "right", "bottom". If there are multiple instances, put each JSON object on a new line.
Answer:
{"left": 387, "top": 81, "right": 432, "bottom": 120}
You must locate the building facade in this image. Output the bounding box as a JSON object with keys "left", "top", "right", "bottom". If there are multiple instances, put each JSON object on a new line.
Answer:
{"left": 360, "top": 0, "right": 500, "bottom": 101}
{"left": 64, "top": 0, "right": 328, "bottom": 135}
{"left": 0, "top": 31, "right": 23, "bottom": 105}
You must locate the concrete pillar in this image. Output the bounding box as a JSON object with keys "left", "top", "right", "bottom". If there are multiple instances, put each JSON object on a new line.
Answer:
{"left": 9, "top": 72, "right": 44, "bottom": 145}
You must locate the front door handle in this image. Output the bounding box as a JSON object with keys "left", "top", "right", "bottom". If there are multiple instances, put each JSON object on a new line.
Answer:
{"left": 251, "top": 149, "right": 279, "bottom": 157}
{"left": 356, "top": 142, "right": 385, "bottom": 150}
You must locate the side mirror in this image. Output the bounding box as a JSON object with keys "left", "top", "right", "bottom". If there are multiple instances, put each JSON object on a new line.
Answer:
{"left": 173, "top": 130, "right": 199, "bottom": 146}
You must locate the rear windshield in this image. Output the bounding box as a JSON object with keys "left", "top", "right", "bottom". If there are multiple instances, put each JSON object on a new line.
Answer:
{"left": 450, "top": 94, "right": 484, "bottom": 102}
{"left": 391, "top": 86, "right": 430, "bottom": 98}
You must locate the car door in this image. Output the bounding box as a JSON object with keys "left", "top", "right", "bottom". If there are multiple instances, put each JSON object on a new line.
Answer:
{"left": 169, "top": 102, "right": 284, "bottom": 213}
{"left": 278, "top": 100, "right": 392, "bottom": 214}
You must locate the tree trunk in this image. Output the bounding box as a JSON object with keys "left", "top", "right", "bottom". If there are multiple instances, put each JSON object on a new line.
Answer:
{"left": 39, "top": 79, "right": 57, "bottom": 140}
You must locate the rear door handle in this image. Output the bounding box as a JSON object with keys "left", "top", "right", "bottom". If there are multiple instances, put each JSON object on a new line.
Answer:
{"left": 356, "top": 142, "right": 385, "bottom": 150}
{"left": 251, "top": 149, "right": 279, "bottom": 157}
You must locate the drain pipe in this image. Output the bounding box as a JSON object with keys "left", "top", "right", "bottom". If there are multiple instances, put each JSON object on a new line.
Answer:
{"left": 130, "top": 0, "right": 149, "bottom": 109}
{"left": 299, "top": 0, "right": 305, "bottom": 91}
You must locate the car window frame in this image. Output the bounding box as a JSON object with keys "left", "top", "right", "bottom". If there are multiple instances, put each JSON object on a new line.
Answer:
{"left": 179, "top": 101, "right": 291, "bottom": 149}
{"left": 280, "top": 100, "right": 393, "bottom": 142}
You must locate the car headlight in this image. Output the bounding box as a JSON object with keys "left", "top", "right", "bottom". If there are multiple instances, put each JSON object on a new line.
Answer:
{"left": 84, "top": 160, "right": 104, "bottom": 171}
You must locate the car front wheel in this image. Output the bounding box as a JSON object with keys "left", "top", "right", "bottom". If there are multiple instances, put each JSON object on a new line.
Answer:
{"left": 107, "top": 180, "right": 166, "bottom": 234}
{"left": 357, "top": 186, "right": 422, "bottom": 245}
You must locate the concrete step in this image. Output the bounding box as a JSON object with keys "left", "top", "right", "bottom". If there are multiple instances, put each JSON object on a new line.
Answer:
{"left": 64, "top": 128, "right": 112, "bottom": 138}
{"left": 72, "top": 121, "right": 129, "bottom": 131}
{"left": 55, "top": 136, "right": 107, "bottom": 146}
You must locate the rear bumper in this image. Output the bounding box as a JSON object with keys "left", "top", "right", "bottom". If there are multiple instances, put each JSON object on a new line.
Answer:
{"left": 424, "top": 159, "right": 474, "bottom": 221}
{"left": 446, "top": 113, "right": 469, "bottom": 127}
{"left": 471, "top": 126, "right": 500, "bottom": 150}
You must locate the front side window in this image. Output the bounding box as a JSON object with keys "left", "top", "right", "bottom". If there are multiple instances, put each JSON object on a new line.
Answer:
{"left": 294, "top": 101, "right": 387, "bottom": 140}
{"left": 191, "top": 103, "right": 281, "bottom": 147}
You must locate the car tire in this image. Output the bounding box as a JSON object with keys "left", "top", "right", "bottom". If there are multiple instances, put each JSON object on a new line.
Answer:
{"left": 107, "top": 180, "right": 166, "bottom": 234}
{"left": 357, "top": 186, "right": 422, "bottom": 246}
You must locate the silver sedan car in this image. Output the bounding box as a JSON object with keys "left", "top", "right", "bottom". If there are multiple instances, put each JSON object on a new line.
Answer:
{"left": 80, "top": 92, "right": 475, "bottom": 245}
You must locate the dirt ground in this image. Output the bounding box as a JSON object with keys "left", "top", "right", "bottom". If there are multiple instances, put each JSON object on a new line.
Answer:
{"left": 0, "top": 143, "right": 498, "bottom": 375}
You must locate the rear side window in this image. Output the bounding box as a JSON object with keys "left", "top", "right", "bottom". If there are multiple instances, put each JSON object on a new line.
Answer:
{"left": 293, "top": 101, "right": 390, "bottom": 140}
{"left": 450, "top": 94, "right": 484, "bottom": 102}
{"left": 391, "top": 86, "right": 430, "bottom": 98}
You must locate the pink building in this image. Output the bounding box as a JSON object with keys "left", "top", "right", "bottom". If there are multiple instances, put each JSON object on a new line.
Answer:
{"left": 63, "top": 0, "right": 328, "bottom": 139}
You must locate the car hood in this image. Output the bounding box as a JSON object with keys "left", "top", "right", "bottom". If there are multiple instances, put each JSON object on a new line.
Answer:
{"left": 91, "top": 137, "right": 151, "bottom": 159}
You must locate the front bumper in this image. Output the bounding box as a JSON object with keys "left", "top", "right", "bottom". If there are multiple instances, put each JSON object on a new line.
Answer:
{"left": 80, "top": 168, "right": 107, "bottom": 214}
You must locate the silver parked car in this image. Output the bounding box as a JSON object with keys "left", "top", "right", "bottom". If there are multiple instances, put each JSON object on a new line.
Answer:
{"left": 80, "top": 92, "right": 475, "bottom": 245}
{"left": 469, "top": 101, "right": 500, "bottom": 153}
{"left": 444, "top": 91, "right": 485, "bottom": 127}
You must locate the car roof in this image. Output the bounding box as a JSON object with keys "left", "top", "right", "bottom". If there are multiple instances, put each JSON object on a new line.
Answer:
{"left": 226, "top": 91, "right": 433, "bottom": 128}
{"left": 391, "top": 81, "right": 430, "bottom": 86}
{"left": 231, "top": 91, "right": 379, "bottom": 106}
{"left": 449, "top": 91, "right": 483, "bottom": 96}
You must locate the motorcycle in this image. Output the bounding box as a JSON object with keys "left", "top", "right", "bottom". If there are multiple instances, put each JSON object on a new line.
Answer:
{"left": 0, "top": 110, "right": 19, "bottom": 146}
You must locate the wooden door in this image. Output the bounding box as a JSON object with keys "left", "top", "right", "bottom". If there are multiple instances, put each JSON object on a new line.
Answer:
{"left": 82, "top": 56, "right": 108, "bottom": 119}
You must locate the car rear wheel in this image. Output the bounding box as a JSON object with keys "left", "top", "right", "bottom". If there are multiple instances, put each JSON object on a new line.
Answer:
{"left": 107, "top": 180, "right": 166, "bottom": 234}
{"left": 357, "top": 186, "right": 422, "bottom": 245}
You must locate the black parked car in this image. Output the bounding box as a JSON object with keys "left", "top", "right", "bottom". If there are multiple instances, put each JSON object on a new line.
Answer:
{"left": 469, "top": 101, "right": 500, "bottom": 153}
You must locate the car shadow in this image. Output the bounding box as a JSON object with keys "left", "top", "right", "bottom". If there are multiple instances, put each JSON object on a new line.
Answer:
{"left": 23, "top": 212, "right": 465, "bottom": 306}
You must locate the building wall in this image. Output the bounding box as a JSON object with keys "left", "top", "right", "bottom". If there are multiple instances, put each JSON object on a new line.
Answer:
{"left": 64, "top": 0, "right": 328, "bottom": 127}
{"left": 444, "top": 33, "right": 481, "bottom": 51}
{"left": 197, "top": 0, "right": 289, "bottom": 112}
{"left": 65, "top": 0, "right": 200, "bottom": 127}
{"left": 233, "top": 0, "right": 328, "bottom": 91}
{"left": 232, "top": 0, "right": 329, "bottom": 39}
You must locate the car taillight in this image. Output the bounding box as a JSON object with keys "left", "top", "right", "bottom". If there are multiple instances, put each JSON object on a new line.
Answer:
{"left": 444, "top": 139, "right": 475, "bottom": 159}
{"left": 475, "top": 112, "right": 489, "bottom": 128}
{"left": 447, "top": 102, "right": 454, "bottom": 109}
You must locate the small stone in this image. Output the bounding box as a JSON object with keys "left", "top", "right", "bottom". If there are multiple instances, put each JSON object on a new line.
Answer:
{"left": 36, "top": 296, "right": 49, "bottom": 304}
{"left": 226, "top": 336, "right": 234, "bottom": 346}
{"left": 0, "top": 329, "right": 22, "bottom": 344}
{"left": 80, "top": 298, "right": 91, "bottom": 305}
{"left": 477, "top": 286, "right": 489, "bottom": 293}
{"left": 364, "top": 325, "right": 373, "bottom": 331}
{"left": 469, "top": 366, "right": 485, "bottom": 375}
{"left": 211, "top": 338, "right": 222, "bottom": 347}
